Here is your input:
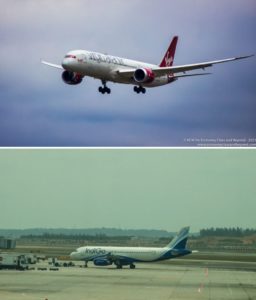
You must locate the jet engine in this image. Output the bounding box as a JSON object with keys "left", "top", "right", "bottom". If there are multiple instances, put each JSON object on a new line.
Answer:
{"left": 62, "top": 70, "right": 83, "bottom": 85}
{"left": 93, "top": 258, "right": 112, "bottom": 266}
{"left": 133, "top": 68, "right": 155, "bottom": 83}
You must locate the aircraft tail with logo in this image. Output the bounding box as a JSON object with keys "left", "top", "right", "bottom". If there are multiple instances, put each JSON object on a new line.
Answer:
{"left": 166, "top": 226, "right": 189, "bottom": 249}
{"left": 162, "top": 226, "right": 192, "bottom": 259}
{"left": 159, "top": 36, "right": 178, "bottom": 67}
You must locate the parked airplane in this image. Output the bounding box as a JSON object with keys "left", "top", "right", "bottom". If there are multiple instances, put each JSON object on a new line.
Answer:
{"left": 41, "top": 36, "right": 253, "bottom": 94}
{"left": 70, "top": 226, "right": 193, "bottom": 269}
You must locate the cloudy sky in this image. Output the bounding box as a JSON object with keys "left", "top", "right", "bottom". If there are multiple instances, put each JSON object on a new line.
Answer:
{"left": 0, "top": 0, "right": 255, "bottom": 146}
{"left": 0, "top": 149, "right": 255, "bottom": 231}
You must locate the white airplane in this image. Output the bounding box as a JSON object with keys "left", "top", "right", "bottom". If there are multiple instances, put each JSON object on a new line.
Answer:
{"left": 70, "top": 226, "right": 193, "bottom": 269}
{"left": 42, "top": 36, "right": 253, "bottom": 94}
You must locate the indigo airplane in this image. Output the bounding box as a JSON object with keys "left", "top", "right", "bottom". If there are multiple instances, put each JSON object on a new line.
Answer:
{"left": 70, "top": 226, "right": 193, "bottom": 269}
{"left": 42, "top": 36, "right": 253, "bottom": 94}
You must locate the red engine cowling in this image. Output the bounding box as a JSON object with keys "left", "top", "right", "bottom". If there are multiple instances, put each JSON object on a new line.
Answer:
{"left": 62, "top": 71, "right": 83, "bottom": 85}
{"left": 133, "top": 68, "right": 155, "bottom": 83}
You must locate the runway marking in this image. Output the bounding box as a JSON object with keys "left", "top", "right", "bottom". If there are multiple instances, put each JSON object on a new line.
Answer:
{"left": 167, "top": 269, "right": 188, "bottom": 299}
{"left": 228, "top": 285, "right": 233, "bottom": 299}
{"left": 198, "top": 267, "right": 209, "bottom": 293}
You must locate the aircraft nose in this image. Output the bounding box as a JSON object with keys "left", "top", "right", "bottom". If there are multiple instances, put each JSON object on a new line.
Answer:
{"left": 70, "top": 251, "right": 79, "bottom": 260}
{"left": 62, "top": 54, "right": 78, "bottom": 70}
{"left": 62, "top": 58, "right": 69, "bottom": 69}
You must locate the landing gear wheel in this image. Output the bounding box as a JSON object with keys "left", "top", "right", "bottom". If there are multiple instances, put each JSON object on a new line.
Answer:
{"left": 116, "top": 263, "right": 123, "bottom": 269}
{"left": 130, "top": 264, "right": 136, "bottom": 269}
{"left": 99, "top": 80, "right": 111, "bottom": 94}
{"left": 133, "top": 86, "right": 146, "bottom": 94}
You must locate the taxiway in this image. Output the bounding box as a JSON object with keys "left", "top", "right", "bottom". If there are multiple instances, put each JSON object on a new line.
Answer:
{"left": 0, "top": 261, "right": 255, "bottom": 300}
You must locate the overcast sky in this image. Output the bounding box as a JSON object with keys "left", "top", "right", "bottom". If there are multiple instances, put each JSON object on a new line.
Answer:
{"left": 0, "top": 149, "right": 255, "bottom": 231}
{"left": 0, "top": 0, "right": 255, "bottom": 146}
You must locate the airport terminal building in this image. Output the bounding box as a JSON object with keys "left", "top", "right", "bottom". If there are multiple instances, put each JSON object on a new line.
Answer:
{"left": 0, "top": 238, "right": 16, "bottom": 249}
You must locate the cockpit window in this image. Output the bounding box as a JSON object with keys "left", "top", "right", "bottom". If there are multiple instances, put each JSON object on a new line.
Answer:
{"left": 65, "top": 55, "right": 77, "bottom": 59}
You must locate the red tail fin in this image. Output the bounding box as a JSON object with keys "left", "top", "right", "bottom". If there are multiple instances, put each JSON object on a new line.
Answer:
{"left": 159, "top": 36, "right": 178, "bottom": 67}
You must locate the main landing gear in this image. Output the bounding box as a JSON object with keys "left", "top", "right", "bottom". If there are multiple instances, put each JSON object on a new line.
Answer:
{"left": 134, "top": 86, "right": 146, "bottom": 94}
{"left": 116, "top": 265, "right": 123, "bottom": 269}
{"left": 114, "top": 262, "right": 136, "bottom": 269}
{"left": 99, "top": 80, "right": 111, "bottom": 94}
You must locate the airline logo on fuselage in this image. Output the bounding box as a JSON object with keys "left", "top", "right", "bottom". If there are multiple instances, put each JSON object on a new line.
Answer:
{"left": 88, "top": 52, "right": 125, "bottom": 66}
{"left": 85, "top": 248, "right": 107, "bottom": 255}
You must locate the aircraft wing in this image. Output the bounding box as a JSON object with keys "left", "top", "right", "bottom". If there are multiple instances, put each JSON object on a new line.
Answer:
{"left": 154, "top": 55, "right": 253, "bottom": 75}
{"left": 41, "top": 60, "right": 63, "bottom": 69}
{"left": 173, "top": 72, "right": 211, "bottom": 78}
{"left": 107, "top": 252, "right": 123, "bottom": 261}
{"left": 117, "top": 55, "right": 253, "bottom": 78}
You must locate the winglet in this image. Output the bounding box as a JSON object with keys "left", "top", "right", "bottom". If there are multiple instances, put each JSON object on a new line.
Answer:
{"left": 159, "top": 36, "right": 178, "bottom": 67}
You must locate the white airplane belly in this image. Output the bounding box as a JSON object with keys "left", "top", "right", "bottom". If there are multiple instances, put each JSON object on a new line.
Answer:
{"left": 143, "top": 75, "right": 170, "bottom": 88}
{"left": 119, "top": 251, "right": 161, "bottom": 262}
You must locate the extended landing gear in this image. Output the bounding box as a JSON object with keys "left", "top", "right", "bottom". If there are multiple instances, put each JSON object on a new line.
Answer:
{"left": 114, "top": 263, "right": 135, "bottom": 269}
{"left": 134, "top": 86, "right": 146, "bottom": 94}
{"left": 116, "top": 264, "right": 123, "bottom": 269}
{"left": 115, "top": 261, "right": 123, "bottom": 269}
{"left": 99, "top": 80, "right": 111, "bottom": 94}
{"left": 84, "top": 261, "right": 88, "bottom": 268}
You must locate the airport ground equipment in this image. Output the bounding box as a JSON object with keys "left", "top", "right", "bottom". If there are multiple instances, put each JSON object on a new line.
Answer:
{"left": 0, "top": 253, "right": 29, "bottom": 270}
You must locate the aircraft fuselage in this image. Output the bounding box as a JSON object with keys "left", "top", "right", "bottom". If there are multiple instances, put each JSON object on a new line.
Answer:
{"left": 62, "top": 50, "right": 172, "bottom": 87}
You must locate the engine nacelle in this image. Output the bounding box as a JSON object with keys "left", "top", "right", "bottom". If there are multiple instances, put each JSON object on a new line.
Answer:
{"left": 93, "top": 259, "right": 112, "bottom": 266}
{"left": 133, "top": 68, "right": 155, "bottom": 83}
{"left": 62, "top": 70, "right": 83, "bottom": 85}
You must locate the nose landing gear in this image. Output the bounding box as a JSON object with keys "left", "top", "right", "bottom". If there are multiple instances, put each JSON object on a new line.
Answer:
{"left": 134, "top": 86, "right": 146, "bottom": 94}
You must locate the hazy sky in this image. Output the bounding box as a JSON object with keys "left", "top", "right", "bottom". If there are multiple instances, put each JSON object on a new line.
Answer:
{"left": 0, "top": 149, "right": 255, "bottom": 231}
{"left": 0, "top": 0, "right": 255, "bottom": 146}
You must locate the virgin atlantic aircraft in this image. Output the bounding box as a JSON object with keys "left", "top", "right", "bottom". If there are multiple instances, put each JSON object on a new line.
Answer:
{"left": 42, "top": 36, "right": 253, "bottom": 94}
